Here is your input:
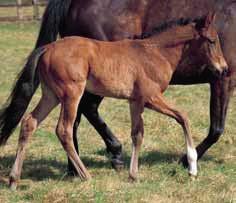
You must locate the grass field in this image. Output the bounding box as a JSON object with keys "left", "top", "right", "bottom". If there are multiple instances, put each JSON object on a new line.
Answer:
{"left": 0, "top": 22, "right": 235, "bottom": 203}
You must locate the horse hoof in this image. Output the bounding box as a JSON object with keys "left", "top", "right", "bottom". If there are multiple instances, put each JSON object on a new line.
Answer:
{"left": 189, "top": 173, "right": 198, "bottom": 181}
{"left": 67, "top": 170, "right": 79, "bottom": 177}
{"left": 84, "top": 174, "right": 92, "bottom": 181}
{"left": 179, "top": 155, "right": 189, "bottom": 168}
{"left": 128, "top": 175, "right": 137, "bottom": 183}
{"left": 9, "top": 179, "right": 17, "bottom": 191}
{"left": 111, "top": 158, "right": 124, "bottom": 171}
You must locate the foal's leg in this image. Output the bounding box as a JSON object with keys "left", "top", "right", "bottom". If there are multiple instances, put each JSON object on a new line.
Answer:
{"left": 82, "top": 92, "right": 123, "bottom": 169}
{"left": 67, "top": 108, "right": 81, "bottom": 176}
{"left": 129, "top": 101, "right": 144, "bottom": 180}
{"left": 56, "top": 89, "right": 91, "bottom": 180}
{"left": 146, "top": 93, "right": 197, "bottom": 176}
{"left": 9, "top": 88, "right": 58, "bottom": 190}
{"left": 180, "top": 78, "right": 232, "bottom": 167}
{"left": 69, "top": 92, "right": 124, "bottom": 175}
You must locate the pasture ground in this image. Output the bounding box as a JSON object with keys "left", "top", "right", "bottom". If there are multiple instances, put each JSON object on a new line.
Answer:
{"left": 0, "top": 22, "right": 235, "bottom": 203}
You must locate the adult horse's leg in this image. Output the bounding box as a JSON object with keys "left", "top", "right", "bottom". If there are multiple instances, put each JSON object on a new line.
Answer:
{"left": 197, "top": 79, "right": 233, "bottom": 159}
{"left": 82, "top": 92, "right": 123, "bottom": 168}
{"left": 180, "top": 3, "right": 236, "bottom": 166}
{"left": 180, "top": 78, "right": 232, "bottom": 167}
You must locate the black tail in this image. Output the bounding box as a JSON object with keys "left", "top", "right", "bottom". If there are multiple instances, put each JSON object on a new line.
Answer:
{"left": 0, "top": 47, "right": 46, "bottom": 146}
{"left": 35, "top": 0, "right": 72, "bottom": 47}
{"left": 0, "top": 0, "right": 72, "bottom": 145}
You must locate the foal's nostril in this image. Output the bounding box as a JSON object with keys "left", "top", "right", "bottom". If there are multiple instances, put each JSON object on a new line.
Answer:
{"left": 221, "top": 68, "right": 229, "bottom": 77}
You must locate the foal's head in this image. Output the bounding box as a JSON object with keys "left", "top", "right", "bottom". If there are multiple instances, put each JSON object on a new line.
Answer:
{"left": 190, "top": 13, "right": 228, "bottom": 77}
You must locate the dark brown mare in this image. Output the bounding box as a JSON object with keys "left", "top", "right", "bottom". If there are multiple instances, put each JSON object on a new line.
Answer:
{"left": 0, "top": 0, "right": 235, "bottom": 174}
{"left": 2, "top": 14, "right": 229, "bottom": 189}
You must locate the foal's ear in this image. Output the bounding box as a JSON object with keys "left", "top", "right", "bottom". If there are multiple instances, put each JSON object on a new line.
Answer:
{"left": 204, "top": 12, "right": 216, "bottom": 28}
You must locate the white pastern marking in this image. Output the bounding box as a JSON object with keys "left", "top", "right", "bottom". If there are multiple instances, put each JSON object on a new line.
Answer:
{"left": 187, "top": 146, "right": 198, "bottom": 176}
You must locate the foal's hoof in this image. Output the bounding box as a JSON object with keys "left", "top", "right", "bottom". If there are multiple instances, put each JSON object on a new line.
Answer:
{"left": 179, "top": 154, "right": 189, "bottom": 168}
{"left": 67, "top": 170, "right": 79, "bottom": 177}
{"left": 189, "top": 173, "right": 198, "bottom": 181}
{"left": 128, "top": 174, "right": 137, "bottom": 183}
{"left": 9, "top": 178, "right": 17, "bottom": 191}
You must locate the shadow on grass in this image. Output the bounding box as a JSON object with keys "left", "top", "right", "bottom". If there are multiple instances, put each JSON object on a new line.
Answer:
{"left": 0, "top": 149, "right": 215, "bottom": 187}
{"left": 96, "top": 148, "right": 215, "bottom": 168}
{"left": 0, "top": 155, "right": 67, "bottom": 180}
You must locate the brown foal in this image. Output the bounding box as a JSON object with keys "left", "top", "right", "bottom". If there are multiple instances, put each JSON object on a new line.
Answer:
{"left": 8, "top": 13, "right": 228, "bottom": 189}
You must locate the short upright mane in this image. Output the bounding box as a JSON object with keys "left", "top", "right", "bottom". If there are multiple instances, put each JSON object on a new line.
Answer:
{"left": 139, "top": 16, "right": 205, "bottom": 39}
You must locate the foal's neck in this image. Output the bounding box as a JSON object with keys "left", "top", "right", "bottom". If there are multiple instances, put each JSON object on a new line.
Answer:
{"left": 140, "top": 24, "right": 197, "bottom": 70}
{"left": 143, "top": 24, "right": 196, "bottom": 48}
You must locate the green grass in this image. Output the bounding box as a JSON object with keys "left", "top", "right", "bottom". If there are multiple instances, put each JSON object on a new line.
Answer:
{"left": 0, "top": 22, "right": 235, "bottom": 203}
{"left": 0, "top": 0, "right": 43, "bottom": 4}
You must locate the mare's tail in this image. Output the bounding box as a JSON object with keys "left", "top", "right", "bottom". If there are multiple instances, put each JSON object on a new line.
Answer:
{"left": 0, "top": 47, "right": 46, "bottom": 146}
{"left": 35, "top": 0, "right": 72, "bottom": 47}
{"left": 0, "top": 0, "right": 72, "bottom": 145}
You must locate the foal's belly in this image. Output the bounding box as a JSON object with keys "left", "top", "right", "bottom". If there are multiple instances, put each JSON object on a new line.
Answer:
{"left": 85, "top": 74, "right": 135, "bottom": 99}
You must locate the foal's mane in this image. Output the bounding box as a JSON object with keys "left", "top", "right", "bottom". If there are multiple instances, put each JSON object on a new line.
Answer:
{"left": 139, "top": 16, "right": 205, "bottom": 39}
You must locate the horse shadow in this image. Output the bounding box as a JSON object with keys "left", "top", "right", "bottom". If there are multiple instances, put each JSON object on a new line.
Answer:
{"left": 96, "top": 148, "right": 215, "bottom": 167}
{"left": 0, "top": 148, "right": 215, "bottom": 188}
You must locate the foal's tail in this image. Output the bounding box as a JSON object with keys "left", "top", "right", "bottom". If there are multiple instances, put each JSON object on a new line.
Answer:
{"left": 0, "top": 47, "right": 46, "bottom": 146}
{"left": 35, "top": 0, "right": 72, "bottom": 47}
{"left": 0, "top": 0, "right": 72, "bottom": 146}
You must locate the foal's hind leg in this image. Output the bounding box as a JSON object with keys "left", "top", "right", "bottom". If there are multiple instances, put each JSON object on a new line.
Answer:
{"left": 9, "top": 88, "right": 59, "bottom": 190}
{"left": 68, "top": 92, "right": 124, "bottom": 175}
{"left": 129, "top": 101, "right": 144, "bottom": 180}
{"left": 56, "top": 87, "right": 91, "bottom": 180}
{"left": 145, "top": 92, "right": 197, "bottom": 176}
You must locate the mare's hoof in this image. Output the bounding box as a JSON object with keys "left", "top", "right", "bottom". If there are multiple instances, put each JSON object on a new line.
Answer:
{"left": 179, "top": 154, "right": 189, "bottom": 168}
{"left": 111, "top": 158, "right": 124, "bottom": 171}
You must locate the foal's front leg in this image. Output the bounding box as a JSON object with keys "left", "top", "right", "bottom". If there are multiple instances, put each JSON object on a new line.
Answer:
{"left": 81, "top": 92, "right": 124, "bottom": 170}
{"left": 146, "top": 92, "right": 197, "bottom": 176}
{"left": 129, "top": 101, "right": 144, "bottom": 180}
{"left": 180, "top": 78, "right": 232, "bottom": 167}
